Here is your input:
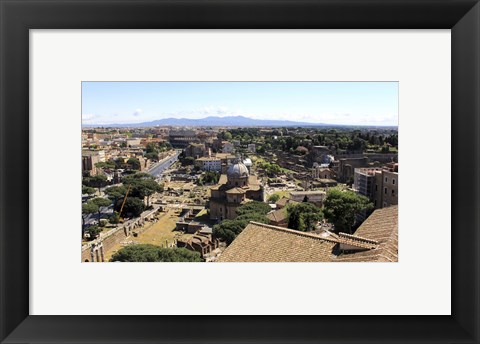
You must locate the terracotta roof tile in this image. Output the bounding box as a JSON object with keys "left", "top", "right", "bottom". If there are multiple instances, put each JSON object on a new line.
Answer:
{"left": 218, "top": 222, "right": 337, "bottom": 262}
{"left": 217, "top": 206, "right": 398, "bottom": 263}
{"left": 275, "top": 197, "right": 298, "bottom": 207}
{"left": 266, "top": 207, "right": 288, "bottom": 223}
{"left": 333, "top": 206, "right": 398, "bottom": 262}
{"left": 225, "top": 187, "right": 246, "bottom": 194}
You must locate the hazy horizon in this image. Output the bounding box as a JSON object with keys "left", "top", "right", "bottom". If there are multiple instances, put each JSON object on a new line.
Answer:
{"left": 82, "top": 82, "right": 399, "bottom": 126}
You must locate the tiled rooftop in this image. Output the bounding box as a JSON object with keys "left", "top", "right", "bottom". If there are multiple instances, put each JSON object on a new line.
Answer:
{"left": 275, "top": 197, "right": 299, "bottom": 207}
{"left": 217, "top": 205, "right": 398, "bottom": 263}
{"left": 225, "top": 187, "right": 246, "bottom": 194}
{"left": 266, "top": 207, "right": 288, "bottom": 223}
{"left": 217, "top": 222, "right": 337, "bottom": 262}
{"left": 333, "top": 206, "right": 398, "bottom": 262}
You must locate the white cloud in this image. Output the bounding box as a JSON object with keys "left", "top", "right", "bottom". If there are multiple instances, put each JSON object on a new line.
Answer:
{"left": 82, "top": 113, "right": 97, "bottom": 123}
{"left": 161, "top": 106, "right": 244, "bottom": 119}
{"left": 199, "top": 106, "right": 230, "bottom": 116}
{"left": 83, "top": 107, "right": 397, "bottom": 126}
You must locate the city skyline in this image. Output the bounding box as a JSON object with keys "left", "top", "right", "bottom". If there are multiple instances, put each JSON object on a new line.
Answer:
{"left": 82, "top": 82, "right": 398, "bottom": 126}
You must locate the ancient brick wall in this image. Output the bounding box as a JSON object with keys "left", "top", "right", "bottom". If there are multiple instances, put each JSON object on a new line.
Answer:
{"left": 81, "top": 208, "right": 159, "bottom": 262}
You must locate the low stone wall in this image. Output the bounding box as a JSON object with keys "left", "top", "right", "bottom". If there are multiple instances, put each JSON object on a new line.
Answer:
{"left": 81, "top": 207, "right": 160, "bottom": 262}
{"left": 337, "top": 153, "right": 398, "bottom": 162}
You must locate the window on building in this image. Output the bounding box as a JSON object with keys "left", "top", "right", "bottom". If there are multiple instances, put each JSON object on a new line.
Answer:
{"left": 384, "top": 187, "right": 387, "bottom": 195}
{"left": 392, "top": 190, "right": 395, "bottom": 196}
{"left": 385, "top": 177, "right": 388, "bottom": 183}
{"left": 375, "top": 185, "right": 378, "bottom": 191}
{"left": 393, "top": 179, "right": 396, "bottom": 185}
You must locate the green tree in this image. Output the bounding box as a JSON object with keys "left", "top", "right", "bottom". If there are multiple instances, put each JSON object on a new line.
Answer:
{"left": 82, "top": 201, "right": 98, "bottom": 236}
{"left": 145, "top": 152, "right": 159, "bottom": 161}
{"left": 213, "top": 201, "right": 272, "bottom": 245}
{"left": 127, "top": 157, "right": 141, "bottom": 170}
{"left": 104, "top": 185, "right": 127, "bottom": 211}
{"left": 260, "top": 162, "right": 282, "bottom": 177}
{"left": 201, "top": 171, "right": 220, "bottom": 184}
{"left": 236, "top": 212, "right": 269, "bottom": 224}
{"left": 267, "top": 193, "right": 280, "bottom": 203}
{"left": 82, "top": 185, "right": 96, "bottom": 196}
{"left": 235, "top": 201, "right": 271, "bottom": 216}
{"left": 85, "top": 225, "right": 101, "bottom": 241}
{"left": 110, "top": 244, "right": 203, "bottom": 262}
{"left": 95, "top": 161, "right": 115, "bottom": 170}
{"left": 182, "top": 156, "right": 195, "bottom": 166}
{"left": 136, "top": 179, "right": 163, "bottom": 206}
{"left": 213, "top": 219, "right": 248, "bottom": 244}
{"left": 212, "top": 226, "right": 237, "bottom": 245}
{"left": 145, "top": 142, "right": 159, "bottom": 154}
{"left": 286, "top": 202, "right": 323, "bottom": 232}
{"left": 117, "top": 197, "right": 145, "bottom": 218}
{"left": 109, "top": 212, "right": 120, "bottom": 224}
{"left": 123, "top": 173, "right": 163, "bottom": 206}
{"left": 91, "top": 197, "right": 112, "bottom": 223}
{"left": 114, "top": 157, "right": 128, "bottom": 169}
{"left": 83, "top": 174, "right": 108, "bottom": 193}
{"left": 323, "top": 188, "right": 373, "bottom": 233}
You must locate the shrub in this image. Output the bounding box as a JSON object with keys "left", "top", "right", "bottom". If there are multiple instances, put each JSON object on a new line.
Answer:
{"left": 110, "top": 244, "right": 203, "bottom": 262}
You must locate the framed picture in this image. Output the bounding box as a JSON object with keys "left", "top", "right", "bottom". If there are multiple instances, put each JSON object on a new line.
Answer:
{"left": 1, "top": 0, "right": 478, "bottom": 343}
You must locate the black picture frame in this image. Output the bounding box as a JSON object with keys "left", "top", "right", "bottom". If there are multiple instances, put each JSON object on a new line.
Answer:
{"left": 1, "top": 0, "right": 479, "bottom": 343}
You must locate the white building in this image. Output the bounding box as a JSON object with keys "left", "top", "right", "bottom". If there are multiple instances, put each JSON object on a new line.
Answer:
{"left": 243, "top": 158, "right": 253, "bottom": 172}
{"left": 195, "top": 157, "right": 222, "bottom": 172}
{"left": 289, "top": 190, "right": 326, "bottom": 205}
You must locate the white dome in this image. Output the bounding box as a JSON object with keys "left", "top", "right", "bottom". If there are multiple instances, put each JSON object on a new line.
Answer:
{"left": 227, "top": 162, "right": 249, "bottom": 179}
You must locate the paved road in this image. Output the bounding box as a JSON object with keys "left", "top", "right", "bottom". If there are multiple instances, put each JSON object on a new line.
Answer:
{"left": 147, "top": 150, "right": 181, "bottom": 177}
{"left": 83, "top": 150, "right": 181, "bottom": 228}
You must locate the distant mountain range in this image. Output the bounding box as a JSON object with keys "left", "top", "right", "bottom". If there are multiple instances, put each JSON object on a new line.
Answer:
{"left": 82, "top": 115, "right": 325, "bottom": 128}
{"left": 83, "top": 115, "right": 398, "bottom": 129}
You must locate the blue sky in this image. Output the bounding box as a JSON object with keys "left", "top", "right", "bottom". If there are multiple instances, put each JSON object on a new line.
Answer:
{"left": 82, "top": 82, "right": 398, "bottom": 126}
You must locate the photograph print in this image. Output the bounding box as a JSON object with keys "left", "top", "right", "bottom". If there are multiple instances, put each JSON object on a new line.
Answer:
{"left": 81, "top": 81, "right": 398, "bottom": 263}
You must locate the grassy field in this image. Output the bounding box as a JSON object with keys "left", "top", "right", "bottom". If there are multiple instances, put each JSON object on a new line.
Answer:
{"left": 103, "top": 208, "right": 192, "bottom": 261}
{"left": 267, "top": 190, "right": 290, "bottom": 199}
{"left": 130, "top": 209, "right": 179, "bottom": 246}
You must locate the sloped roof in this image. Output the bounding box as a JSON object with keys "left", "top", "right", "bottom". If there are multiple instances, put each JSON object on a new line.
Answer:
{"left": 336, "top": 232, "right": 378, "bottom": 250}
{"left": 333, "top": 205, "right": 398, "bottom": 262}
{"left": 225, "top": 187, "right": 246, "bottom": 194}
{"left": 275, "top": 197, "right": 298, "bottom": 208}
{"left": 217, "top": 206, "right": 398, "bottom": 263}
{"left": 217, "top": 222, "right": 337, "bottom": 262}
{"left": 266, "top": 207, "right": 288, "bottom": 223}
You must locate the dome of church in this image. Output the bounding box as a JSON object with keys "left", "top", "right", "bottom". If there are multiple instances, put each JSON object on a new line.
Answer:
{"left": 227, "top": 161, "right": 249, "bottom": 179}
